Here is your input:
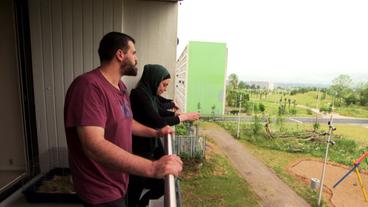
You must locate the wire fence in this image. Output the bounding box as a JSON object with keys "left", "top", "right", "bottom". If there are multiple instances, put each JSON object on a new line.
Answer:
{"left": 174, "top": 135, "right": 206, "bottom": 159}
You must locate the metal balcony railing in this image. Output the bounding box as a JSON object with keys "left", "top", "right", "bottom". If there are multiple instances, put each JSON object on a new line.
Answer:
{"left": 164, "top": 133, "right": 180, "bottom": 207}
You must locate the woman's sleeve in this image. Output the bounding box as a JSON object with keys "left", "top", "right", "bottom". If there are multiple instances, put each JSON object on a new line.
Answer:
{"left": 158, "top": 106, "right": 175, "bottom": 117}
{"left": 158, "top": 96, "right": 175, "bottom": 110}
{"left": 131, "top": 90, "right": 180, "bottom": 127}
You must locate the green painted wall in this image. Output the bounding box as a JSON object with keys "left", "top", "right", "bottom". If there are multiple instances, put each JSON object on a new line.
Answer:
{"left": 186, "top": 41, "right": 227, "bottom": 115}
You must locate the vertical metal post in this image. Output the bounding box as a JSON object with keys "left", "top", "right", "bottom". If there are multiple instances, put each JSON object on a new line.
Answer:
{"left": 164, "top": 134, "right": 177, "bottom": 207}
{"left": 190, "top": 135, "right": 193, "bottom": 157}
{"left": 318, "top": 116, "right": 335, "bottom": 206}
{"left": 236, "top": 94, "right": 242, "bottom": 138}
{"left": 315, "top": 88, "right": 320, "bottom": 126}
{"left": 318, "top": 91, "right": 336, "bottom": 206}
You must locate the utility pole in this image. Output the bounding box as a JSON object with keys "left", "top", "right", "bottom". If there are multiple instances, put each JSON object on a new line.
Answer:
{"left": 236, "top": 94, "right": 242, "bottom": 138}
{"left": 315, "top": 88, "right": 320, "bottom": 127}
{"left": 318, "top": 116, "right": 336, "bottom": 206}
{"left": 318, "top": 92, "right": 337, "bottom": 206}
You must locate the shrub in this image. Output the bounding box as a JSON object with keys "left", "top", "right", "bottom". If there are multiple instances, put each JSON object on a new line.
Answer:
{"left": 259, "top": 103, "right": 266, "bottom": 113}
{"left": 176, "top": 124, "right": 188, "bottom": 135}
{"left": 313, "top": 122, "right": 320, "bottom": 131}
{"left": 306, "top": 109, "right": 313, "bottom": 115}
{"left": 290, "top": 109, "right": 297, "bottom": 115}
{"left": 252, "top": 115, "right": 262, "bottom": 135}
{"left": 320, "top": 104, "right": 332, "bottom": 113}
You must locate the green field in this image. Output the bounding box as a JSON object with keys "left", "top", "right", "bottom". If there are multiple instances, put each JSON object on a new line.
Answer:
{"left": 249, "top": 91, "right": 332, "bottom": 107}
{"left": 217, "top": 121, "right": 368, "bottom": 167}
{"left": 243, "top": 91, "right": 368, "bottom": 118}
{"left": 244, "top": 91, "right": 330, "bottom": 117}
{"left": 271, "top": 122, "right": 368, "bottom": 147}
{"left": 335, "top": 104, "right": 368, "bottom": 118}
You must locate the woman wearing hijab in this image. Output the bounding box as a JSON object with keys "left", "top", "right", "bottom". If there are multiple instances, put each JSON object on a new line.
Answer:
{"left": 127, "top": 64, "right": 200, "bottom": 207}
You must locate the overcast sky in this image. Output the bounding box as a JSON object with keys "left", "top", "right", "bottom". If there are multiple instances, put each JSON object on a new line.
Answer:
{"left": 177, "top": 0, "right": 368, "bottom": 85}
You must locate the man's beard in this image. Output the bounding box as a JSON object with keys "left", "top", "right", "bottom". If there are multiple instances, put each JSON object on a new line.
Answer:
{"left": 120, "top": 59, "right": 138, "bottom": 76}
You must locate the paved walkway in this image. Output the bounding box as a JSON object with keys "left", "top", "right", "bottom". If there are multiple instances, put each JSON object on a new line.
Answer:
{"left": 200, "top": 123, "right": 310, "bottom": 207}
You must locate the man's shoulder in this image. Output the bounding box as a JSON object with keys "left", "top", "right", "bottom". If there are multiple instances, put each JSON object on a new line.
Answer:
{"left": 73, "top": 69, "right": 100, "bottom": 85}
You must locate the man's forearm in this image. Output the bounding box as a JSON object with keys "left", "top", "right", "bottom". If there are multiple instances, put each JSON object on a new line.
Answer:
{"left": 132, "top": 119, "right": 157, "bottom": 137}
{"left": 83, "top": 136, "right": 155, "bottom": 177}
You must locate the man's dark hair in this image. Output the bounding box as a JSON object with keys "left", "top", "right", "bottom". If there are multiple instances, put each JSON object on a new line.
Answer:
{"left": 98, "top": 32, "right": 135, "bottom": 63}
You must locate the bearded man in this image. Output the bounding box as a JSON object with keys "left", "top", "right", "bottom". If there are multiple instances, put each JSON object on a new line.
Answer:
{"left": 64, "top": 32, "right": 182, "bottom": 207}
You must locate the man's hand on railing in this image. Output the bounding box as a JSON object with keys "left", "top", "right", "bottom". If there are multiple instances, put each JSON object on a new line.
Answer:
{"left": 151, "top": 155, "right": 183, "bottom": 179}
{"left": 156, "top": 125, "right": 174, "bottom": 138}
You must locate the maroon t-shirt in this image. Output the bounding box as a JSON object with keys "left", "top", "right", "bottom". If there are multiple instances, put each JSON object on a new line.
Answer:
{"left": 64, "top": 68, "right": 132, "bottom": 204}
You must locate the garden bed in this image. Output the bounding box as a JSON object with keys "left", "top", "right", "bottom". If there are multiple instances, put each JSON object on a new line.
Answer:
{"left": 23, "top": 168, "right": 81, "bottom": 203}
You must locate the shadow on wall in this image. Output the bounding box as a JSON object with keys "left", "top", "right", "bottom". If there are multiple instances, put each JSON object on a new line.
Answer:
{"left": 39, "top": 147, "right": 69, "bottom": 173}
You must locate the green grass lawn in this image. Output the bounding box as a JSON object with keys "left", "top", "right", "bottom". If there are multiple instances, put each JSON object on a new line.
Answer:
{"left": 286, "top": 122, "right": 368, "bottom": 147}
{"left": 217, "top": 121, "right": 368, "bottom": 167}
{"left": 335, "top": 105, "right": 368, "bottom": 118}
{"left": 180, "top": 138, "right": 260, "bottom": 207}
{"left": 250, "top": 91, "right": 332, "bottom": 108}
{"left": 245, "top": 91, "right": 368, "bottom": 118}
{"left": 234, "top": 99, "right": 315, "bottom": 117}
{"left": 320, "top": 124, "right": 368, "bottom": 147}
{"left": 291, "top": 91, "right": 332, "bottom": 108}
{"left": 247, "top": 91, "right": 327, "bottom": 117}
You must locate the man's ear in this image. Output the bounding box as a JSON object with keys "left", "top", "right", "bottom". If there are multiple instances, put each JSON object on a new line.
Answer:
{"left": 116, "top": 49, "right": 125, "bottom": 61}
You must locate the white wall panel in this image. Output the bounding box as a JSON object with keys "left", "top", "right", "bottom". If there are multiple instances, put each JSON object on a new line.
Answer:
{"left": 29, "top": 0, "right": 123, "bottom": 172}
{"left": 103, "top": 1, "right": 114, "bottom": 34}
{"left": 113, "top": 0, "right": 123, "bottom": 31}
{"left": 51, "top": 0, "right": 67, "bottom": 168}
{"left": 175, "top": 46, "right": 188, "bottom": 112}
{"left": 92, "top": 0, "right": 104, "bottom": 67}
{"left": 122, "top": 0, "right": 178, "bottom": 98}
{"left": 29, "top": 0, "right": 178, "bottom": 172}
{"left": 72, "top": 0, "right": 84, "bottom": 77}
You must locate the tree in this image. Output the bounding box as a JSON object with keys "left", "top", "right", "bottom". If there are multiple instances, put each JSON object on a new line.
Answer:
{"left": 358, "top": 83, "right": 368, "bottom": 106}
{"left": 259, "top": 103, "right": 266, "bottom": 113}
{"left": 345, "top": 93, "right": 358, "bottom": 105}
{"left": 211, "top": 104, "right": 216, "bottom": 117}
{"left": 226, "top": 89, "right": 249, "bottom": 108}
{"left": 330, "top": 74, "right": 352, "bottom": 106}
{"left": 228, "top": 73, "right": 238, "bottom": 90}
{"left": 226, "top": 90, "right": 237, "bottom": 107}
{"left": 238, "top": 81, "right": 249, "bottom": 89}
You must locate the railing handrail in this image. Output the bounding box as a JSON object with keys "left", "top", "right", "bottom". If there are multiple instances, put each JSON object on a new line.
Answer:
{"left": 164, "top": 133, "right": 177, "bottom": 207}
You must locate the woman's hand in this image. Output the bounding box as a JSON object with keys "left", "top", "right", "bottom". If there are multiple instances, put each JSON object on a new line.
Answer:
{"left": 179, "top": 112, "right": 200, "bottom": 122}
{"left": 173, "top": 102, "right": 180, "bottom": 111}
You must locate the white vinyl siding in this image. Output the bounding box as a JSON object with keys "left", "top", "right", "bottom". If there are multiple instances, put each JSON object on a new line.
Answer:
{"left": 28, "top": 0, "right": 178, "bottom": 173}
{"left": 28, "top": 0, "right": 123, "bottom": 172}
{"left": 122, "top": 0, "right": 178, "bottom": 98}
